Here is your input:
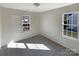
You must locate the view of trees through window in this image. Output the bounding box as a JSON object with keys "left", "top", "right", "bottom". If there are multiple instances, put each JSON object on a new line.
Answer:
{"left": 63, "top": 13, "right": 78, "bottom": 39}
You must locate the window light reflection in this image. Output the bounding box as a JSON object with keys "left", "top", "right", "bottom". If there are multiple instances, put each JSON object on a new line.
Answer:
{"left": 26, "top": 43, "right": 50, "bottom": 50}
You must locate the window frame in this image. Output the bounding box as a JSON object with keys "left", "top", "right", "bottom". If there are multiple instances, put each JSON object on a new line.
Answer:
{"left": 21, "top": 15, "right": 31, "bottom": 31}
{"left": 62, "top": 12, "right": 78, "bottom": 40}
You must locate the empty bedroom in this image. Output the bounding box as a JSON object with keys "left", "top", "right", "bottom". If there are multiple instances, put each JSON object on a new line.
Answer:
{"left": 0, "top": 3, "right": 79, "bottom": 56}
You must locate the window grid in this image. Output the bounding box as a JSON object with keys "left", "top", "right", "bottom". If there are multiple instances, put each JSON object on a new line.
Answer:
{"left": 21, "top": 15, "right": 31, "bottom": 31}
{"left": 62, "top": 13, "right": 78, "bottom": 39}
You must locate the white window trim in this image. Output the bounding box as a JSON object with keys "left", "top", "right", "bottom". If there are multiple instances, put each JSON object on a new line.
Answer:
{"left": 21, "top": 15, "right": 31, "bottom": 31}
{"left": 62, "top": 12, "right": 79, "bottom": 40}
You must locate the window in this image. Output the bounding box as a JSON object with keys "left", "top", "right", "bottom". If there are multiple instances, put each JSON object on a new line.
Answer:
{"left": 22, "top": 16, "right": 29, "bottom": 23}
{"left": 21, "top": 15, "right": 31, "bottom": 31}
{"left": 62, "top": 13, "right": 78, "bottom": 39}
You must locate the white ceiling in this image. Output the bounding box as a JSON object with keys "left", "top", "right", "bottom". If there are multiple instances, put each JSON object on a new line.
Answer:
{"left": 0, "top": 3, "right": 74, "bottom": 12}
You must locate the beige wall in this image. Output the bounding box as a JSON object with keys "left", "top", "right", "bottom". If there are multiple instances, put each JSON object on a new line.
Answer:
{"left": 1, "top": 7, "right": 40, "bottom": 46}
{"left": 40, "top": 3, "right": 79, "bottom": 53}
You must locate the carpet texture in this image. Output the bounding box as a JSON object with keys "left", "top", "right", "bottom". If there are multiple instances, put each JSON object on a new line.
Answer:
{"left": 0, "top": 35, "right": 79, "bottom": 56}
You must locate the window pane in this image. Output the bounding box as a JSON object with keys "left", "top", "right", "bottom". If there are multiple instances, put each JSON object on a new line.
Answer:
{"left": 64, "top": 25, "right": 68, "bottom": 30}
{"left": 67, "top": 25, "right": 71, "bottom": 31}
{"left": 67, "top": 31, "right": 71, "bottom": 37}
{"left": 71, "top": 32, "right": 78, "bottom": 38}
{"left": 63, "top": 25, "right": 68, "bottom": 35}
{"left": 73, "top": 14, "right": 77, "bottom": 25}
{"left": 64, "top": 14, "right": 68, "bottom": 24}
{"left": 71, "top": 26, "right": 78, "bottom": 38}
{"left": 71, "top": 26, "right": 78, "bottom": 32}
{"left": 64, "top": 14, "right": 67, "bottom": 20}
{"left": 67, "top": 25, "right": 71, "bottom": 37}
{"left": 68, "top": 18, "right": 73, "bottom": 24}
{"left": 64, "top": 20, "right": 67, "bottom": 24}
{"left": 68, "top": 14, "right": 73, "bottom": 24}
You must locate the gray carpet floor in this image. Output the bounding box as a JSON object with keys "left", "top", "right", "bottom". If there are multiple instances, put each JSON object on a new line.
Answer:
{"left": 0, "top": 34, "right": 79, "bottom": 56}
